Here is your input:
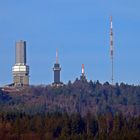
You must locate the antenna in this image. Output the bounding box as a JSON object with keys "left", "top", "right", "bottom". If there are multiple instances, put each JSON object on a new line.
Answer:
{"left": 82, "top": 64, "right": 85, "bottom": 76}
{"left": 110, "top": 16, "right": 114, "bottom": 85}
{"left": 56, "top": 49, "right": 58, "bottom": 63}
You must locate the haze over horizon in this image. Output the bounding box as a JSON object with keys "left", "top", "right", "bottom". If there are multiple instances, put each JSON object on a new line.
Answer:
{"left": 0, "top": 0, "right": 140, "bottom": 85}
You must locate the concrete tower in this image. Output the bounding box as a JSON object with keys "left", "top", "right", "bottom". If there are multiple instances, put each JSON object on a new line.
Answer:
{"left": 53, "top": 49, "right": 61, "bottom": 85}
{"left": 12, "top": 40, "right": 29, "bottom": 86}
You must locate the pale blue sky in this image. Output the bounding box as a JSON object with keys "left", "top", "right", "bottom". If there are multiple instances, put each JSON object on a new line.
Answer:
{"left": 0, "top": 0, "right": 140, "bottom": 85}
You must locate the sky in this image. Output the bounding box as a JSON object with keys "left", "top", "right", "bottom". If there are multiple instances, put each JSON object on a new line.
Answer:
{"left": 0, "top": 0, "right": 140, "bottom": 85}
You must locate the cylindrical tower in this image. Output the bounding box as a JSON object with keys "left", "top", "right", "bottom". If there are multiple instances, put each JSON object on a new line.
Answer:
{"left": 16, "top": 41, "right": 26, "bottom": 65}
{"left": 12, "top": 40, "right": 29, "bottom": 87}
{"left": 53, "top": 63, "right": 61, "bottom": 83}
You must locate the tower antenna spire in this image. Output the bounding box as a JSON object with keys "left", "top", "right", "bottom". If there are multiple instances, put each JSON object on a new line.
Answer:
{"left": 56, "top": 48, "right": 58, "bottom": 63}
{"left": 110, "top": 16, "right": 114, "bottom": 85}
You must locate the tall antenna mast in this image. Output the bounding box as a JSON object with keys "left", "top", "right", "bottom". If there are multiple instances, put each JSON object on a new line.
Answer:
{"left": 110, "top": 16, "right": 114, "bottom": 85}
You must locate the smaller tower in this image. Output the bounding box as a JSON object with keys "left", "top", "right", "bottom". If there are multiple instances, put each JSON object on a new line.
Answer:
{"left": 53, "top": 49, "right": 62, "bottom": 86}
{"left": 80, "top": 64, "right": 86, "bottom": 81}
{"left": 82, "top": 64, "right": 85, "bottom": 76}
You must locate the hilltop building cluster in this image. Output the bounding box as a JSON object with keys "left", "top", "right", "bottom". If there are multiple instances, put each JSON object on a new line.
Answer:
{"left": 2, "top": 40, "right": 86, "bottom": 90}
{"left": 1, "top": 16, "right": 114, "bottom": 91}
{"left": 12, "top": 40, "right": 65, "bottom": 87}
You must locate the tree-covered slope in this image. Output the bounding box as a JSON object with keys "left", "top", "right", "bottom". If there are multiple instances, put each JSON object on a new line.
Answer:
{"left": 0, "top": 79, "right": 140, "bottom": 116}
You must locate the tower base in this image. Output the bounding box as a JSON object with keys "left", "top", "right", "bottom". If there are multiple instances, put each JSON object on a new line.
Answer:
{"left": 12, "top": 65, "right": 29, "bottom": 87}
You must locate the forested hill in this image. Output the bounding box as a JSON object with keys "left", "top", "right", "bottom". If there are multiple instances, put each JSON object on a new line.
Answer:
{"left": 0, "top": 79, "right": 140, "bottom": 116}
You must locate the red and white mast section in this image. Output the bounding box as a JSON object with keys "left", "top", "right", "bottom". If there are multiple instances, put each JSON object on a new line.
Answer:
{"left": 82, "top": 64, "right": 85, "bottom": 76}
{"left": 110, "top": 16, "right": 114, "bottom": 85}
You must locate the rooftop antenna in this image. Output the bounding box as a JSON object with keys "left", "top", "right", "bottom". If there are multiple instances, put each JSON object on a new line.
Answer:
{"left": 56, "top": 49, "right": 58, "bottom": 64}
{"left": 110, "top": 16, "right": 114, "bottom": 85}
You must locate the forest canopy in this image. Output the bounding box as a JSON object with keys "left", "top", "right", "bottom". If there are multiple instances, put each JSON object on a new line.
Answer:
{"left": 0, "top": 79, "right": 140, "bottom": 117}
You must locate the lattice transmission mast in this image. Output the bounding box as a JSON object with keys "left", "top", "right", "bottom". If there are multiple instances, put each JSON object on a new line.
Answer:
{"left": 110, "top": 16, "right": 114, "bottom": 85}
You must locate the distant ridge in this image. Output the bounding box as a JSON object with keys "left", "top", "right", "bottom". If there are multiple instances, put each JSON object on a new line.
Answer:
{"left": 0, "top": 79, "right": 140, "bottom": 117}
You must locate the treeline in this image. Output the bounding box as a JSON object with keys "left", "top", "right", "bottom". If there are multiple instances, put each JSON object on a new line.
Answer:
{"left": 0, "top": 112, "right": 140, "bottom": 140}
{"left": 1, "top": 79, "right": 140, "bottom": 139}
{"left": 1, "top": 79, "right": 140, "bottom": 116}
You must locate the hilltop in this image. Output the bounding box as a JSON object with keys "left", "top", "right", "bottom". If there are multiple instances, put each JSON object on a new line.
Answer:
{"left": 0, "top": 79, "right": 140, "bottom": 117}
